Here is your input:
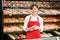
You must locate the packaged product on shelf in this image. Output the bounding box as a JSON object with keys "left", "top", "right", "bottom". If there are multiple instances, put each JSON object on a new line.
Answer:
{"left": 4, "top": 26, "right": 8, "bottom": 32}
{"left": 15, "top": 34, "right": 25, "bottom": 39}
{"left": 44, "top": 9, "right": 60, "bottom": 14}
{"left": 3, "top": 1, "right": 60, "bottom": 8}
{"left": 44, "top": 23, "right": 60, "bottom": 30}
{"left": 4, "top": 26, "right": 13, "bottom": 32}
{"left": 17, "top": 24, "right": 24, "bottom": 29}
{"left": 4, "top": 9, "right": 60, "bottom": 15}
{"left": 4, "top": 25, "right": 22, "bottom": 33}
{"left": 54, "top": 29, "right": 60, "bottom": 35}
{"left": 3, "top": 1, "right": 10, "bottom": 7}
{"left": 4, "top": 18, "right": 19, "bottom": 23}
{"left": 8, "top": 32, "right": 53, "bottom": 39}
{"left": 41, "top": 32, "right": 53, "bottom": 37}
{"left": 4, "top": 17, "right": 25, "bottom": 23}
{"left": 18, "top": 18, "right": 25, "bottom": 22}
{"left": 15, "top": 35, "right": 20, "bottom": 39}
{"left": 47, "top": 33, "right": 53, "bottom": 37}
{"left": 42, "top": 17, "right": 60, "bottom": 22}
{"left": 19, "top": 34, "right": 25, "bottom": 38}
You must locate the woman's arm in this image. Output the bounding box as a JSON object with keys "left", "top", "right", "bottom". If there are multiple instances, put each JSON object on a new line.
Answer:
{"left": 24, "top": 16, "right": 29, "bottom": 32}
{"left": 39, "top": 17, "right": 43, "bottom": 32}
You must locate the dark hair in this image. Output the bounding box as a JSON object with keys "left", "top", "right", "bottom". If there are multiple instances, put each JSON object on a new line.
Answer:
{"left": 31, "top": 4, "right": 38, "bottom": 9}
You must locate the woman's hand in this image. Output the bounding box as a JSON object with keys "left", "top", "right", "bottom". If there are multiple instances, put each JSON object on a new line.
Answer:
{"left": 25, "top": 27, "right": 33, "bottom": 32}
{"left": 32, "top": 25, "right": 40, "bottom": 30}
{"left": 26, "top": 25, "right": 40, "bottom": 32}
{"left": 29, "top": 27, "right": 34, "bottom": 31}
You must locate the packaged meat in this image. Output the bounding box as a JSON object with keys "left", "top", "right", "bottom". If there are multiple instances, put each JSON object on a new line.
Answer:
{"left": 44, "top": 23, "right": 60, "bottom": 30}
{"left": 15, "top": 35, "right": 20, "bottom": 39}
{"left": 19, "top": 34, "right": 25, "bottom": 38}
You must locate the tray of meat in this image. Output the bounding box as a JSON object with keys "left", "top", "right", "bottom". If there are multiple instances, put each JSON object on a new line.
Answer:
{"left": 3, "top": 25, "right": 22, "bottom": 33}
{"left": 41, "top": 32, "right": 53, "bottom": 37}
{"left": 44, "top": 23, "right": 60, "bottom": 31}
{"left": 8, "top": 33, "right": 25, "bottom": 40}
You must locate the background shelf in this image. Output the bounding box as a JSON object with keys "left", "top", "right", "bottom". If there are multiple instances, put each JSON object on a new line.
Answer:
{"left": 4, "top": 14, "right": 60, "bottom": 18}
{"left": 4, "top": 0, "right": 60, "bottom": 2}
{"left": 3, "top": 6, "right": 60, "bottom": 9}
{"left": 3, "top": 0, "right": 60, "bottom": 40}
{"left": 4, "top": 20, "right": 60, "bottom": 23}
{"left": 4, "top": 31, "right": 22, "bottom": 34}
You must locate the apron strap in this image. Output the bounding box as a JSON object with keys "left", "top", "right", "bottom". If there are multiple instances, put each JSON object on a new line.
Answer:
{"left": 37, "top": 17, "right": 39, "bottom": 21}
{"left": 29, "top": 16, "right": 31, "bottom": 21}
{"left": 29, "top": 16, "right": 39, "bottom": 21}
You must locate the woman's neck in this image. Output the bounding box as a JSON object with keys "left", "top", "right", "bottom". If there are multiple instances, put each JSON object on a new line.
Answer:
{"left": 31, "top": 14, "right": 38, "bottom": 17}
{"left": 31, "top": 11, "right": 38, "bottom": 17}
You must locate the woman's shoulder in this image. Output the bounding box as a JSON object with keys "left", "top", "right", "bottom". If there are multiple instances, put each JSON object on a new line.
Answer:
{"left": 25, "top": 15, "right": 31, "bottom": 18}
{"left": 37, "top": 15, "right": 43, "bottom": 20}
{"left": 37, "top": 15, "right": 42, "bottom": 18}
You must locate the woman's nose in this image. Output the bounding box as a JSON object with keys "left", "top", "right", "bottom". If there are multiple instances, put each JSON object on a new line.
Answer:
{"left": 33, "top": 8, "right": 36, "bottom": 10}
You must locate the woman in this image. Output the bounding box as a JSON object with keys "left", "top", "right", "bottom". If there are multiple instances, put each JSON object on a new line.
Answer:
{"left": 24, "top": 4, "right": 43, "bottom": 39}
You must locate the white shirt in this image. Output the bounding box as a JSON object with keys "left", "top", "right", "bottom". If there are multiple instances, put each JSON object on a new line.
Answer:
{"left": 24, "top": 15, "right": 43, "bottom": 32}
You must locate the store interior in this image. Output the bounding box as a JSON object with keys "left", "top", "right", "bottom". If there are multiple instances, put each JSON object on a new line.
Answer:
{"left": 3, "top": 0, "right": 60, "bottom": 40}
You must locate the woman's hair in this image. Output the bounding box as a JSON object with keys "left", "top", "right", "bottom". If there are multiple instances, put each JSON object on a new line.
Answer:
{"left": 31, "top": 4, "right": 38, "bottom": 9}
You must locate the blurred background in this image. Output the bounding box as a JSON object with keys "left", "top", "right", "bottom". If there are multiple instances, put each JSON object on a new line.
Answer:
{"left": 3, "top": 0, "right": 60, "bottom": 40}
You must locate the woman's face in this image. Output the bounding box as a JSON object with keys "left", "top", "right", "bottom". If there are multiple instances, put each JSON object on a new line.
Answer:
{"left": 31, "top": 6, "right": 38, "bottom": 14}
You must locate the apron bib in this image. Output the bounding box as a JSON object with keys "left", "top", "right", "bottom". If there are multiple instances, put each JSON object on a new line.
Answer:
{"left": 26, "top": 16, "right": 41, "bottom": 39}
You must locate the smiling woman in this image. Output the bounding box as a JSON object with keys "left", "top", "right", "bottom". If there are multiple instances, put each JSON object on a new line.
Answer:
{"left": 23, "top": 4, "right": 43, "bottom": 39}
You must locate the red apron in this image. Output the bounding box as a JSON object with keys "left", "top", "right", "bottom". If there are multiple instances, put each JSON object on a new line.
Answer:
{"left": 26, "top": 16, "right": 41, "bottom": 39}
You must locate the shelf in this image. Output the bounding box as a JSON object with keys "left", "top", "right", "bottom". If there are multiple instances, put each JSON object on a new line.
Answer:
{"left": 53, "top": 31, "right": 60, "bottom": 36}
{"left": 3, "top": 6, "right": 60, "bottom": 9}
{"left": 53, "top": 29, "right": 60, "bottom": 36}
{"left": 8, "top": 34, "right": 15, "bottom": 40}
{"left": 4, "top": 14, "right": 60, "bottom": 17}
{"left": 4, "top": 27, "right": 60, "bottom": 34}
{"left": 44, "top": 20, "right": 60, "bottom": 23}
{"left": 36, "top": 14, "right": 60, "bottom": 17}
{"left": 4, "top": 22, "right": 24, "bottom": 25}
{"left": 4, "top": 22, "right": 60, "bottom": 25}
{"left": 3, "top": 7, "right": 30, "bottom": 9}
{"left": 7, "top": 32, "right": 60, "bottom": 40}
{"left": 8, "top": 33, "right": 25, "bottom": 40}
{"left": 4, "top": 0, "right": 60, "bottom": 1}
{"left": 48, "top": 29, "right": 60, "bottom": 36}
{"left": 8, "top": 34, "right": 60, "bottom": 40}
{"left": 4, "top": 31, "right": 22, "bottom": 34}
{"left": 4, "top": 30, "right": 26, "bottom": 35}
{"left": 4, "top": 20, "right": 60, "bottom": 25}
{"left": 44, "top": 29, "right": 57, "bottom": 32}
{"left": 44, "top": 28, "right": 60, "bottom": 31}
{"left": 3, "top": 29, "right": 55, "bottom": 34}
